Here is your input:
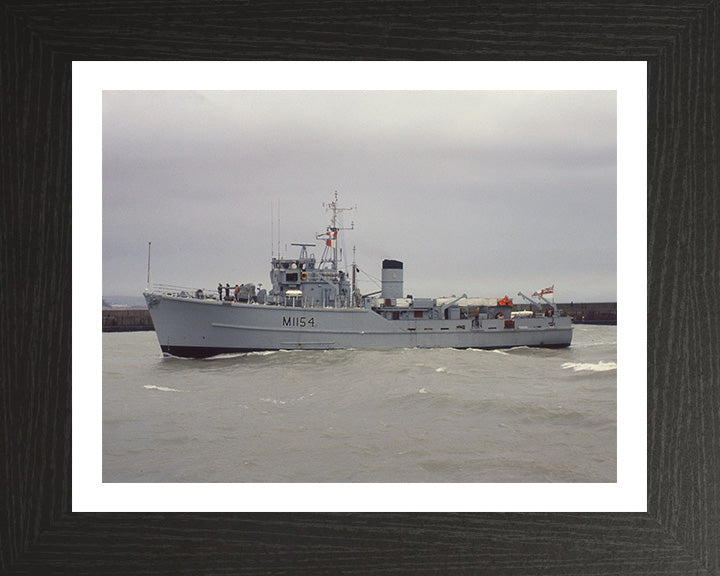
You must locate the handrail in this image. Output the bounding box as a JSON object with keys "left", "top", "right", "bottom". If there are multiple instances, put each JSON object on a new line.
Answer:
{"left": 151, "top": 284, "right": 219, "bottom": 298}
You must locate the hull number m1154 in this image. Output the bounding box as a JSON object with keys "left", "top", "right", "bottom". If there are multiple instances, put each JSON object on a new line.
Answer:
{"left": 283, "top": 316, "right": 315, "bottom": 327}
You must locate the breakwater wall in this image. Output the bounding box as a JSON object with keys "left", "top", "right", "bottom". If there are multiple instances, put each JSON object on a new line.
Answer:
{"left": 102, "top": 309, "right": 154, "bottom": 332}
{"left": 102, "top": 302, "right": 616, "bottom": 332}
{"left": 514, "top": 302, "right": 616, "bottom": 325}
{"left": 557, "top": 302, "right": 616, "bottom": 325}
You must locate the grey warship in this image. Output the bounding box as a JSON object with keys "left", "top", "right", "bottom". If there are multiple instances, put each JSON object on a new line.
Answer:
{"left": 144, "top": 194, "right": 572, "bottom": 358}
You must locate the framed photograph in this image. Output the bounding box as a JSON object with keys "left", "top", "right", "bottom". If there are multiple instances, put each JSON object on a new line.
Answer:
{"left": 83, "top": 63, "right": 637, "bottom": 512}
{"left": 3, "top": 2, "right": 717, "bottom": 574}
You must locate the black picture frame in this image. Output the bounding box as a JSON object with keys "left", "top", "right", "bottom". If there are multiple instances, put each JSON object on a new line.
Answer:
{"left": 2, "top": 2, "right": 718, "bottom": 574}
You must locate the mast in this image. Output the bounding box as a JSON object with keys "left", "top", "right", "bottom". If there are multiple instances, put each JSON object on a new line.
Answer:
{"left": 352, "top": 245, "right": 357, "bottom": 306}
{"left": 146, "top": 242, "right": 151, "bottom": 288}
{"left": 319, "top": 191, "right": 354, "bottom": 271}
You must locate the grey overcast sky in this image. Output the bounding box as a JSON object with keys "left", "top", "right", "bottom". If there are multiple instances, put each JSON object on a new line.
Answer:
{"left": 103, "top": 90, "right": 616, "bottom": 302}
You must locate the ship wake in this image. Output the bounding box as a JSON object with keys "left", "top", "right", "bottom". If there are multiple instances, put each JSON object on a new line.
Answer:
{"left": 562, "top": 361, "right": 617, "bottom": 372}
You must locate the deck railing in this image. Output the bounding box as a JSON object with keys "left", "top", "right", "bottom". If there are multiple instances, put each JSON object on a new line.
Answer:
{"left": 151, "top": 284, "right": 220, "bottom": 299}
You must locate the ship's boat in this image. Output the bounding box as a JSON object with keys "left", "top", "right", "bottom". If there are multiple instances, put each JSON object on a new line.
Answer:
{"left": 144, "top": 195, "right": 572, "bottom": 358}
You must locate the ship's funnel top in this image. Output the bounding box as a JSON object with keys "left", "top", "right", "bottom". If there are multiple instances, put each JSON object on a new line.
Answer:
{"left": 381, "top": 259, "right": 404, "bottom": 299}
{"left": 382, "top": 259, "right": 403, "bottom": 270}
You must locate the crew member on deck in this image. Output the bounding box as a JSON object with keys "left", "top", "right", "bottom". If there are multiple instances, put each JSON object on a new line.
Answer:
{"left": 218, "top": 283, "right": 222, "bottom": 300}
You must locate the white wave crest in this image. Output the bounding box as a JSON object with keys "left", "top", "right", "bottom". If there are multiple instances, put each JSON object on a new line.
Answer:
{"left": 259, "top": 397, "right": 286, "bottom": 405}
{"left": 144, "top": 385, "right": 180, "bottom": 392}
{"left": 435, "top": 367, "right": 447, "bottom": 373}
{"left": 562, "top": 361, "right": 617, "bottom": 372}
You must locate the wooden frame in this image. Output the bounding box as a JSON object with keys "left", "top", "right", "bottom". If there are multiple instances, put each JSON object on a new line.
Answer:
{"left": 2, "top": 2, "right": 718, "bottom": 573}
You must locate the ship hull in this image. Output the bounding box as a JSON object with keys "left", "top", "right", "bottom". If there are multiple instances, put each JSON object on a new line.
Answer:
{"left": 145, "top": 293, "right": 573, "bottom": 358}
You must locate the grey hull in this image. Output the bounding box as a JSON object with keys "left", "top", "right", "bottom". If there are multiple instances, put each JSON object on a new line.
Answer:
{"left": 145, "top": 293, "right": 573, "bottom": 358}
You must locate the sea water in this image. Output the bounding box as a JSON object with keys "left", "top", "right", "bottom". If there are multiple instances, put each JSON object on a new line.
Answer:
{"left": 102, "top": 325, "right": 616, "bottom": 483}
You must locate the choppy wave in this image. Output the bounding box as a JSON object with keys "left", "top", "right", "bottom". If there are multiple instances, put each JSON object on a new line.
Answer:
{"left": 104, "top": 326, "right": 617, "bottom": 482}
{"left": 562, "top": 361, "right": 617, "bottom": 372}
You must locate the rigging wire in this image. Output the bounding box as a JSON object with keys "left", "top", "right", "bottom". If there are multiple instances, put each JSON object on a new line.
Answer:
{"left": 358, "top": 267, "right": 382, "bottom": 289}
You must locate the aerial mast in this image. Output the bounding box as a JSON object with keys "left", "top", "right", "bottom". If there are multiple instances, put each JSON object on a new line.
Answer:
{"left": 352, "top": 245, "right": 357, "bottom": 306}
{"left": 146, "top": 241, "right": 152, "bottom": 288}
{"left": 319, "top": 191, "right": 355, "bottom": 270}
